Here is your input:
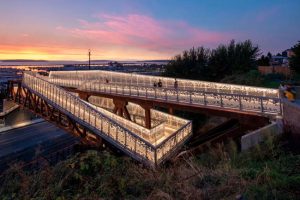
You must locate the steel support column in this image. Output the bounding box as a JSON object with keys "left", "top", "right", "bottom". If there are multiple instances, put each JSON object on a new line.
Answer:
{"left": 141, "top": 104, "right": 152, "bottom": 129}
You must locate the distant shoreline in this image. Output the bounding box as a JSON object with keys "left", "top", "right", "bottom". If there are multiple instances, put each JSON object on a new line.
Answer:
{"left": 1, "top": 59, "right": 169, "bottom": 62}
{"left": 0, "top": 59, "right": 170, "bottom": 66}
{"left": 1, "top": 60, "right": 48, "bottom": 62}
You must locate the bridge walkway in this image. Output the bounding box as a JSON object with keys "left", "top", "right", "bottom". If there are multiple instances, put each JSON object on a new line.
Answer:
{"left": 9, "top": 72, "right": 192, "bottom": 167}
{"left": 47, "top": 70, "right": 282, "bottom": 117}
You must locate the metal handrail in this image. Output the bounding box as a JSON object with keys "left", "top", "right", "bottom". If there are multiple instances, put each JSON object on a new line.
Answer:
{"left": 76, "top": 80, "right": 281, "bottom": 115}
{"left": 23, "top": 73, "right": 155, "bottom": 148}
{"left": 49, "top": 70, "right": 279, "bottom": 97}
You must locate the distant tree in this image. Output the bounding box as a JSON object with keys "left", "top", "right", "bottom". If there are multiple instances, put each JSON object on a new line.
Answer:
{"left": 276, "top": 53, "right": 282, "bottom": 56}
{"left": 282, "top": 50, "right": 288, "bottom": 57}
{"left": 207, "top": 40, "right": 260, "bottom": 80}
{"left": 164, "top": 47, "right": 210, "bottom": 80}
{"left": 267, "top": 52, "right": 272, "bottom": 59}
{"left": 164, "top": 40, "right": 260, "bottom": 81}
{"left": 290, "top": 41, "right": 300, "bottom": 74}
{"left": 256, "top": 55, "right": 270, "bottom": 66}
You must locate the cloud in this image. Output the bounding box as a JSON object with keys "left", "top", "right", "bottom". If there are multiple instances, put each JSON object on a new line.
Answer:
{"left": 61, "top": 13, "right": 231, "bottom": 54}
{"left": 255, "top": 6, "right": 279, "bottom": 22}
{"left": 21, "top": 33, "right": 29, "bottom": 37}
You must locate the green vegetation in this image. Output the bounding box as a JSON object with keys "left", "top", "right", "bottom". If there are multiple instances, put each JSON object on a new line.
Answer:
{"left": 1, "top": 136, "right": 299, "bottom": 199}
{"left": 164, "top": 40, "right": 259, "bottom": 82}
{"left": 163, "top": 40, "right": 300, "bottom": 87}
{"left": 256, "top": 55, "right": 270, "bottom": 66}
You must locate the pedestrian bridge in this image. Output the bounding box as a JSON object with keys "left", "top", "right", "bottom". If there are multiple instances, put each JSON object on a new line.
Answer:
{"left": 48, "top": 70, "right": 281, "bottom": 116}
{"left": 10, "top": 70, "right": 281, "bottom": 167}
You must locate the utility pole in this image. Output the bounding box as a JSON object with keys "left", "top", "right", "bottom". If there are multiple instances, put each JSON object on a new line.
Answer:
{"left": 88, "top": 49, "right": 91, "bottom": 70}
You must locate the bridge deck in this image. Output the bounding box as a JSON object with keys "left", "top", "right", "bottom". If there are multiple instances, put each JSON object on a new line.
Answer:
{"left": 51, "top": 81, "right": 281, "bottom": 117}
{"left": 45, "top": 70, "right": 281, "bottom": 116}
{"left": 17, "top": 72, "right": 192, "bottom": 167}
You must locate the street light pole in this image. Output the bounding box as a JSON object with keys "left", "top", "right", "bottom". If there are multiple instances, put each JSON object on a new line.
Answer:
{"left": 88, "top": 49, "right": 91, "bottom": 70}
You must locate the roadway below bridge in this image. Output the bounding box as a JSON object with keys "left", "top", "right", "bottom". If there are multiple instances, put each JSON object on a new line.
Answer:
{"left": 0, "top": 121, "right": 79, "bottom": 171}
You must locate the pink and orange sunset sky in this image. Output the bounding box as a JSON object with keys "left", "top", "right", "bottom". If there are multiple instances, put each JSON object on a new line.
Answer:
{"left": 1, "top": 0, "right": 300, "bottom": 61}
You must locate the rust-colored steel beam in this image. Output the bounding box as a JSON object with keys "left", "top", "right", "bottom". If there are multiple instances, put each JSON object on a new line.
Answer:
{"left": 141, "top": 103, "right": 152, "bottom": 129}
{"left": 9, "top": 83, "right": 103, "bottom": 147}
{"left": 112, "top": 98, "right": 132, "bottom": 121}
{"left": 168, "top": 107, "right": 174, "bottom": 115}
{"left": 78, "top": 92, "right": 90, "bottom": 101}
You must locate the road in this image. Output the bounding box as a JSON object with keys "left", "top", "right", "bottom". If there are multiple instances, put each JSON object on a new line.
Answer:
{"left": 0, "top": 121, "right": 79, "bottom": 171}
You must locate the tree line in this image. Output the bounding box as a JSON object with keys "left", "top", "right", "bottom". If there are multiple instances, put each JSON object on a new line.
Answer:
{"left": 163, "top": 40, "right": 300, "bottom": 83}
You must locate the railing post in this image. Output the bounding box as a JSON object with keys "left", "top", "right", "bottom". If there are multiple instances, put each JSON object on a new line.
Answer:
{"left": 260, "top": 98, "right": 264, "bottom": 113}
{"left": 52, "top": 85, "right": 55, "bottom": 102}
{"left": 280, "top": 99, "right": 282, "bottom": 115}
{"left": 101, "top": 117, "right": 103, "bottom": 132}
{"left": 204, "top": 92, "right": 207, "bottom": 106}
{"left": 108, "top": 122, "right": 110, "bottom": 137}
{"left": 116, "top": 127, "right": 119, "bottom": 142}
{"left": 73, "top": 98, "right": 76, "bottom": 114}
{"left": 220, "top": 95, "right": 223, "bottom": 107}
{"left": 88, "top": 108, "right": 91, "bottom": 123}
{"left": 165, "top": 89, "right": 167, "bottom": 100}
{"left": 125, "top": 131, "right": 127, "bottom": 147}
{"left": 239, "top": 95, "right": 242, "bottom": 110}
{"left": 189, "top": 91, "right": 192, "bottom": 103}
{"left": 134, "top": 137, "right": 137, "bottom": 153}
{"left": 154, "top": 148, "right": 157, "bottom": 167}
{"left": 146, "top": 88, "right": 148, "bottom": 98}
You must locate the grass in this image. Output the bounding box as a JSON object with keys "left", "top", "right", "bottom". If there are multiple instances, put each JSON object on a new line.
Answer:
{"left": 0, "top": 136, "right": 299, "bottom": 200}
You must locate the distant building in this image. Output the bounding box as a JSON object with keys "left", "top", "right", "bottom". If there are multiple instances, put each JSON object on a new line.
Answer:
{"left": 282, "top": 49, "right": 295, "bottom": 58}
{"left": 258, "top": 49, "right": 294, "bottom": 76}
{"left": 269, "top": 49, "right": 295, "bottom": 67}
{"left": 270, "top": 56, "right": 289, "bottom": 67}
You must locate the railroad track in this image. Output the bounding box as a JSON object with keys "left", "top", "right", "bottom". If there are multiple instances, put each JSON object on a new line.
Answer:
{"left": 175, "top": 119, "right": 241, "bottom": 159}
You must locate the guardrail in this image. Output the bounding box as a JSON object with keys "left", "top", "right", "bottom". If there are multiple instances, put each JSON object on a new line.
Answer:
{"left": 49, "top": 70, "right": 279, "bottom": 98}
{"left": 72, "top": 80, "right": 281, "bottom": 115}
{"left": 22, "top": 72, "right": 192, "bottom": 166}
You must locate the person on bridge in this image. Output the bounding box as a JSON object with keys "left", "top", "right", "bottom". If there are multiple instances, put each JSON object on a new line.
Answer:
{"left": 153, "top": 82, "right": 157, "bottom": 87}
{"left": 174, "top": 78, "right": 178, "bottom": 90}
{"left": 158, "top": 79, "right": 162, "bottom": 88}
